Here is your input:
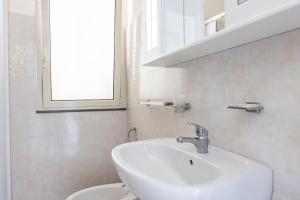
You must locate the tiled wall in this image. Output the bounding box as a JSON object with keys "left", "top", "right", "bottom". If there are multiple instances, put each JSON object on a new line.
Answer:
{"left": 126, "top": 1, "right": 300, "bottom": 200}
{"left": 9, "top": 1, "right": 127, "bottom": 200}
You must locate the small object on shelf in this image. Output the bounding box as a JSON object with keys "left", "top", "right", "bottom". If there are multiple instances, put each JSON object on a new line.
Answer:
{"left": 138, "top": 100, "right": 190, "bottom": 113}
{"left": 173, "top": 94, "right": 187, "bottom": 112}
{"left": 227, "top": 102, "right": 264, "bottom": 114}
{"left": 173, "top": 94, "right": 186, "bottom": 106}
{"left": 174, "top": 103, "right": 191, "bottom": 113}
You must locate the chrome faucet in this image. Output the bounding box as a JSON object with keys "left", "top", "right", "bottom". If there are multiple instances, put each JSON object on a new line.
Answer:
{"left": 176, "top": 122, "right": 209, "bottom": 153}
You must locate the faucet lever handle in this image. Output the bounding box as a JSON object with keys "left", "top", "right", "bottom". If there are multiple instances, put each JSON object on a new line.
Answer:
{"left": 187, "top": 122, "right": 208, "bottom": 137}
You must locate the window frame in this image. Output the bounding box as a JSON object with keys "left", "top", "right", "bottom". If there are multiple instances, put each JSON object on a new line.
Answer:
{"left": 0, "top": 0, "right": 12, "bottom": 198}
{"left": 37, "top": 0, "right": 126, "bottom": 112}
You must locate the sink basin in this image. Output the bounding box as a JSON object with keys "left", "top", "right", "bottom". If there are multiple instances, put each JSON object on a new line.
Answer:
{"left": 112, "top": 139, "right": 272, "bottom": 200}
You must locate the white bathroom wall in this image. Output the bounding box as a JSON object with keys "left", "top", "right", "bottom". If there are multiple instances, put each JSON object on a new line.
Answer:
{"left": 225, "top": 0, "right": 291, "bottom": 26}
{"left": 9, "top": 1, "right": 128, "bottom": 200}
{"left": 9, "top": 0, "right": 35, "bottom": 16}
{"left": 126, "top": 1, "right": 300, "bottom": 199}
{"left": 0, "top": 0, "right": 11, "bottom": 199}
{"left": 204, "top": 0, "right": 224, "bottom": 20}
{"left": 139, "top": 67, "right": 185, "bottom": 101}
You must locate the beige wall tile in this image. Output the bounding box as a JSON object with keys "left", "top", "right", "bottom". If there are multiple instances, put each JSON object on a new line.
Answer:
{"left": 9, "top": 10, "right": 127, "bottom": 200}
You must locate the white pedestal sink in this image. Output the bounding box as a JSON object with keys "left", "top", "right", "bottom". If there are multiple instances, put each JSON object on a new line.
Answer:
{"left": 112, "top": 139, "right": 272, "bottom": 200}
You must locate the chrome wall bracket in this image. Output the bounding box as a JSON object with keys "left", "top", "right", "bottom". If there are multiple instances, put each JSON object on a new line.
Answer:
{"left": 227, "top": 102, "right": 264, "bottom": 114}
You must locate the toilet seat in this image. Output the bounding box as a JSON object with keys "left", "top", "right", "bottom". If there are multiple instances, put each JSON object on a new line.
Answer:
{"left": 66, "top": 183, "right": 138, "bottom": 200}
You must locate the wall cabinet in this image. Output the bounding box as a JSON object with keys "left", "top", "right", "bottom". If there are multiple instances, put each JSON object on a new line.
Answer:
{"left": 142, "top": 0, "right": 203, "bottom": 63}
{"left": 142, "top": 0, "right": 300, "bottom": 67}
{"left": 138, "top": 0, "right": 300, "bottom": 101}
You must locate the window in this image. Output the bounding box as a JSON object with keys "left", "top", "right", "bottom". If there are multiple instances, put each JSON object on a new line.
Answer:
{"left": 146, "top": 0, "right": 159, "bottom": 51}
{"left": 37, "top": 0, "right": 125, "bottom": 111}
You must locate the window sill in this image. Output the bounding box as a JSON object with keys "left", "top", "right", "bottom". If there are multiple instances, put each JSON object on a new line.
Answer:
{"left": 36, "top": 107, "right": 127, "bottom": 113}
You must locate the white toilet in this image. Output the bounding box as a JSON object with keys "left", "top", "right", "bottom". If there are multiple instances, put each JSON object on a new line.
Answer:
{"left": 66, "top": 183, "right": 138, "bottom": 200}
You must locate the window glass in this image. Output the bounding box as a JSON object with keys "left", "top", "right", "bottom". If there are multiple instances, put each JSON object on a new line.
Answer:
{"left": 50, "top": 0, "right": 116, "bottom": 100}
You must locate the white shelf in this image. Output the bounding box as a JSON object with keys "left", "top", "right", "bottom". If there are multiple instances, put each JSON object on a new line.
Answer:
{"left": 142, "top": 0, "right": 300, "bottom": 67}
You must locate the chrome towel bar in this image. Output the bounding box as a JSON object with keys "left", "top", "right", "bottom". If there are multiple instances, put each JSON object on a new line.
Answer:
{"left": 227, "top": 102, "right": 264, "bottom": 114}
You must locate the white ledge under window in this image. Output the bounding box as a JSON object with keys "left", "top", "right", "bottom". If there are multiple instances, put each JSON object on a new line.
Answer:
{"left": 143, "top": 0, "right": 300, "bottom": 67}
